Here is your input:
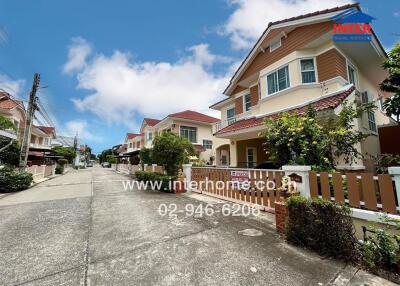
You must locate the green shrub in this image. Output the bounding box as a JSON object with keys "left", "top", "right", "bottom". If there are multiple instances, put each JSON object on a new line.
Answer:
{"left": 134, "top": 171, "right": 176, "bottom": 192}
{"left": 55, "top": 165, "right": 64, "bottom": 174}
{"left": 0, "top": 166, "right": 33, "bottom": 193}
{"left": 58, "top": 158, "right": 68, "bottom": 166}
{"left": 286, "top": 196, "right": 357, "bottom": 260}
{"left": 362, "top": 226, "right": 400, "bottom": 272}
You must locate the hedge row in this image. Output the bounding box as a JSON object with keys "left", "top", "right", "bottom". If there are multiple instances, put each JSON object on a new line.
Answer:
{"left": 286, "top": 196, "right": 357, "bottom": 260}
{"left": 0, "top": 166, "right": 33, "bottom": 193}
{"left": 134, "top": 171, "right": 176, "bottom": 192}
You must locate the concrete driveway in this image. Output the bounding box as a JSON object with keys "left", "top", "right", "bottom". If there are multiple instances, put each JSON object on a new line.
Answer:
{"left": 0, "top": 166, "right": 394, "bottom": 285}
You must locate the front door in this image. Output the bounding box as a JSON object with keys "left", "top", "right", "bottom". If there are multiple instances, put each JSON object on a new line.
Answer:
{"left": 246, "top": 147, "right": 257, "bottom": 168}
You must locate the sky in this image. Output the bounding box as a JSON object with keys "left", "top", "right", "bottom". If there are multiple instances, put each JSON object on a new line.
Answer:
{"left": 0, "top": 0, "right": 399, "bottom": 154}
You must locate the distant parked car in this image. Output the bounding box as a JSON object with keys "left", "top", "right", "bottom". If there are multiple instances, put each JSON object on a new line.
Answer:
{"left": 102, "top": 162, "right": 110, "bottom": 168}
{"left": 87, "top": 162, "right": 93, "bottom": 167}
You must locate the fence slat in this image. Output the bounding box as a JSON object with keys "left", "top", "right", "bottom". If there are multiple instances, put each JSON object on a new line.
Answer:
{"left": 268, "top": 171, "right": 275, "bottom": 208}
{"left": 332, "top": 172, "right": 345, "bottom": 203}
{"left": 347, "top": 173, "right": 360, "bottom": 208}
{"left": 320, "top": 172, "right": 330, "bottom": 200}
{"left": 378, "top": 174, "right": 397, "bottom": 214}
{"left": 361, "top": 173, "right": 378, "bottom": 211}
{"left": 309, "top": 171, "right": 318, "bottom": 198}
{"left": 275, "top": 172, "right": 283, "bottom": 202}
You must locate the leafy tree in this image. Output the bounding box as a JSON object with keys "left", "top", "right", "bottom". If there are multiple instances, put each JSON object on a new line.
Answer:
{"left": 151, "top": 132, "right": 195, "bottom": 175}
{"left": 262, "top": 107, "right": 332, "bottom": 170}
{"left": 380, "top": 43, "right": 400, "bottom": 124}
{"left": 0, "top": 135, "right": 20, "bottom": 166}
{"left": 98, "top": 149, "right": 114, "bottom": 163}
{"left": 106, "top": 154, "right": 117, "bottom": 164}
{"left": 52, "top": 146, "right": 76, "bottom": 164}
{"left": 0, "top": 114, "right": 16, "bottom": 131}
{"left": 139, "top": 147, "right": 153, "bottom": 166}
{"left": 0, "top": 116, "right": 19, "bottom": 166}
{"left": 262, "top": 101, "right": 375, "bottom": 170}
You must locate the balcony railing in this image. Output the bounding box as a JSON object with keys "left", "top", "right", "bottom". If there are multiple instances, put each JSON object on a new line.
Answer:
{"left": 213, "top": 118, "right": 237, "bottom": 133}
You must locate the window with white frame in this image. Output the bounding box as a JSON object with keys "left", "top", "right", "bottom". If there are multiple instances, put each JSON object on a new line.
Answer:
{"left": 147, "top": 131, "right": 153, "bottom": 141}
{"left": 361, "top": 91, "right": 377, "bottom": 132}
{"left": 348, "top": 64, "right": 357, "bottom": 87}
{"left": 203, "top": 139, "right": 212, "bottom": 150}
{"left": 269, "top": 39, "right": 281, "bottom": 52}
{"left": 300, "top": 59, "right": 316, "bottom": 83}
{"left": 243, "top": 94, "right": 251, "bottom": 112}
{"left": 180, "top": 126, "right": 197, "bottom": 143}
{"left": 267, "top": 65, "right": 290, "bottom": 95}
{"left": 227, "top": 107, "right": 235, "bottom": 124}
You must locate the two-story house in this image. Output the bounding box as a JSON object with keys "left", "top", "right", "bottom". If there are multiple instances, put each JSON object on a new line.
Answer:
{"left": 28, "top": 125, "right": 57, "bottom": 165}
{"left": 132, "top": 110, "right": 228, "bottom": 165}
{"left": 0, "top": 91, "right": 25, "bottom": 140}
{"left": 140, "top": 118, "right": 161, "bottom": 148}
{"left": 211, "top": 4, "right": 395, "bottom": 171}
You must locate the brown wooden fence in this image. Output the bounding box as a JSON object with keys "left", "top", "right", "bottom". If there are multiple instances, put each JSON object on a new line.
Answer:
{"left": 192, "top": 167, "right": 284, "bottom": 211}
{"left": 309, "top": 171, "right": 399, "bottom": 215}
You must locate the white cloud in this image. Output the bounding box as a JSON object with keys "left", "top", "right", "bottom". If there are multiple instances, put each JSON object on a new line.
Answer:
{"left": 222, "top": 0, "right": 353, "bottom": 49}
{"left": 63, "top": 37, "right": 92, "bottom": 74}
{"left": 0, "top": 74, "right": 25, "bottom": 96}
{"left": 64, "top": 119, "right": 99, "bottom": 141}
{"left": 68, "top": 40, "right": 232, "bottom": 125}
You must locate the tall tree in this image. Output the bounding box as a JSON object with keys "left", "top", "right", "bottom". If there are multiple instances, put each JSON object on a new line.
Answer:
{"left": 380, "top": 43, "right": 400, "bottom": 124}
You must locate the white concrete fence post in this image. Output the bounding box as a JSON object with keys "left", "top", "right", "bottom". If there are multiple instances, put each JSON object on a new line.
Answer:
{"left": 281, "top": 165, "right": 312, "bottom": 198}
{"left": 388, "top": 167, "right": 400, "bottom": 206}
{"left": 152, "top": 164, "right": 157, "bottom": 172}
{"left": 182, "top": 164, "right": 192, "bottom": 193}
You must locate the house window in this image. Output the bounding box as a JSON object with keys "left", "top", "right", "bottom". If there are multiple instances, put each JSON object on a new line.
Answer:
{"left": 147, "top": 132, "right": 153, "bottom": 141}
{"left": 348, "top": 64, "right": 357, "bottom": 87}
{"left": 129, "top": 143, "right": 133, "bottom": 148}
{"left": 267, "top": 65, "right": 290, "bottom": 95}
{"left": 203, "top": 139, "right": 212, "bottom": 150}
{"left": 180, "top": 126, "right": 197, "bottom": 143}
{"left": 246, "top": 147, "right": 257, "bottom": 168}
{"left": 243, "top": 94, "right": 251, "bottom": 112}
{"left": 227, "top": 107, "right": 236, "bottom": 124}
{"left": 269, "top": 39, "right": 281, "bottom": 52}
{"left": 136, "top": 142, "right": 140, "bottom": 148}
{"left": 361, "top": 91, "right": 377, "bottom": 132}
{"left": 300, "top": 59, "right": 316, "bottom": 83}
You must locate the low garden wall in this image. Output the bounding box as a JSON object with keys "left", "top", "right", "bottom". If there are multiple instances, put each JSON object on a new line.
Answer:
{"left": 26, "top": 164, "right": 55, "bottom": 181}
{"left": 115, "top": 163, "right": 164, "bottom": 175}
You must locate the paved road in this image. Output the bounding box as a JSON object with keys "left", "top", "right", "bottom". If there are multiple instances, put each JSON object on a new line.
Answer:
{"left": 0, "top": 166, "right": 394, "bottom": 285}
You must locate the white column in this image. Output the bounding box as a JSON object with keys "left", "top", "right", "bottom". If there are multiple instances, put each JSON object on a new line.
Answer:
{"left": 388, "top": 167, "right": 400, "bottom": 207}
{"left": 182, "top": 164, "right": 192, "bottom": 192}
{"left": 229, "top": 140, "right": 237, "bottom": 167}
{"left": 281, "top": 165, "right": 312, "bottom": 198}
{"left": 152, "top": 164, "right": 157, "bottom": 172}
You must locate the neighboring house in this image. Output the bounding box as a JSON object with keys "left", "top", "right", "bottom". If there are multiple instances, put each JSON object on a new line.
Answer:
{"left": 0, "top": 91, "right": 25, "bottom": 140}
{"left": 137, "top": 110, "right": 229, "bottom": 165}
{"left": 28, "top": 125, "right": 57, "bottom": 165}
{"left": 210, "top": 4, "right": 395, "bottom": 171}
{"left": 121, "top": 133, "right": 142, "bottom": 164}
{"left": 140, "top": 118, "right": 161, "bottom": 148}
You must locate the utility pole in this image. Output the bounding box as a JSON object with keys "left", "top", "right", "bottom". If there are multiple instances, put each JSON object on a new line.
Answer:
{"left": 19, "top": 73, "right": 40, "bottom": 170}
